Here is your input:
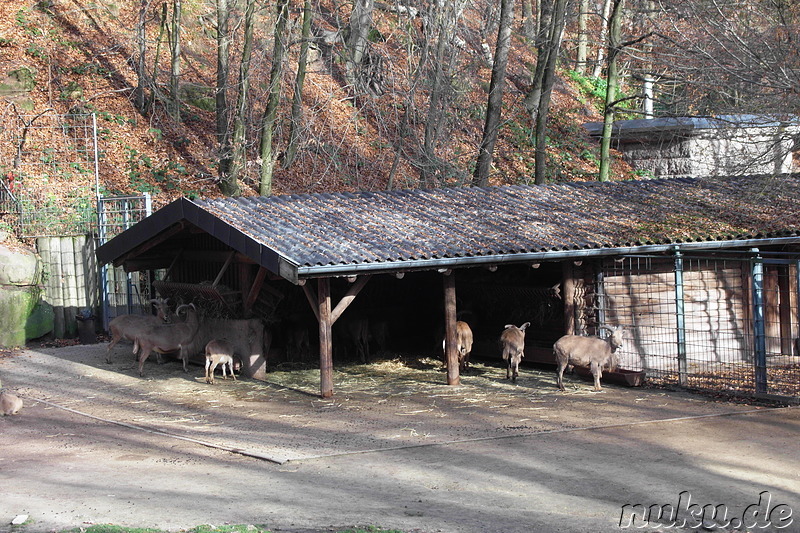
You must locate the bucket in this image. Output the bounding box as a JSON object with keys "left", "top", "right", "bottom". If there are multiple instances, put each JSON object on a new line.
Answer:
{"left": 76, "top": 316, "right": 97, "bottom": 344}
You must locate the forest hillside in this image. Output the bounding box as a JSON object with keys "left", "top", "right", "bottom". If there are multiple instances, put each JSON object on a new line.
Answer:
{"left": 0, "top": 0, "right": 640, "bottom": 216}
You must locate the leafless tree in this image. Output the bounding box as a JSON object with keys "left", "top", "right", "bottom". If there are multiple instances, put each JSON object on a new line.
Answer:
{"left": 259, "top": 0, "right": 290, "bottom": 196}
{"left": 473, "top": 0, "right": 515, "bottom": 186}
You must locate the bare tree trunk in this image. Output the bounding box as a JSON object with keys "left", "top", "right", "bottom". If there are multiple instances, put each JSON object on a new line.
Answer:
{"left": 523, "top": 0, "right": 554, "bottom": 118}
{"left": 522, "top": 0, "right": 536, "bottom": 41}
{"left": 422, "top": 0, "right": 466, "bottom": 186}
{"left": 133, "top": 0, "right": 152, "bottom": 114}
{"left": 576, "top": 0, "right": 589, "bottom": 74}
{"left": 153, "top": 3, "right": 167, "bottom": 92}
{"left": 228, "top": 0, "right": 257, "bottom": 196}
{"left": 216, "top": 0, "right": 233, "bottom": 188}
{"left": 527, "top": 0, "right": 568, "bottom": 185}
{"left": 598, "top": 0, "right": 624, "bottom": 182}
{"left": 259, "top": 0, "right": 290, "bottom": 196}
{"left": 169, "top": 0, "right": 182, "bottom": 121}
{"left": 473, "top": 0, "right": 514, "bottom": 186}
{"left": 284, "top": 0, "right": 312, "bottom": 169}
{"left": 592, "top": 0, "right": 613, "bottom": 77}
{"left": 345, "top": 0, "right": 375, "bottom": 94}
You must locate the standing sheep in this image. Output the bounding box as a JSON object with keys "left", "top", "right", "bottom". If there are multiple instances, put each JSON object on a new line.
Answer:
{"left": 554, "top": 326, "right": 624, "bottom": 392}
{"left": 204, "top": 339, "right": 238, "bottom": 384}
{"left": 106, "top": 298, "right": 173, "bottom": 364}
{"left": 134, "top": 304, "right": 200, "bottom": 376}
{"left": 500, "top": 322, "right": 530, "bottom": 383}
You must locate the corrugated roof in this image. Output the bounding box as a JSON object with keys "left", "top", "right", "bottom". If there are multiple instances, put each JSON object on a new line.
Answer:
{"left": 97, "top": 174, "right": 800, "bottom": 282}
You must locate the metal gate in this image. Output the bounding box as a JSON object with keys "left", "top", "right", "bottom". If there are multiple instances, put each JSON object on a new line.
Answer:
{"left": 597, "top": 250, "right": 800, "bottom": 400}
{"left": 98, "top": 194, "right": 153, "bottom": 329}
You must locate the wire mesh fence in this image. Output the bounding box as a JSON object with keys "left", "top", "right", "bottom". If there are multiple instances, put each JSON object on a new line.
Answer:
{"left": 0, "top": 111, "right": 99, "bottom": 238}
{"left": 599, "top": 253, "right": 800, "bottom": 400}
{"left": 0, "top": 111, "right": 157, "bottom": 332}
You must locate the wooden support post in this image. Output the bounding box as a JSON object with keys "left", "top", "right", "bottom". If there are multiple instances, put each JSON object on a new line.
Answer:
{"left": 674, "top": 250, "right": 688, "bottom": 387}
{"left": 318, "top": 278, "right": 334, "bottom": 398}
{"left": 443, "top": 272, "right": 460, "bottom": 386}
{"left": 562, "top": 261, "right": 577, "bottom": 335}
{"left": 777, "top": 265, "right": 793, "bottom": 355}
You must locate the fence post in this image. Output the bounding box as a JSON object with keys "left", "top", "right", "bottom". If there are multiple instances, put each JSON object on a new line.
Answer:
{"left": 674, "top": 248, "right": 688, "bottom": 386}
{"left": 751, "top": 249, "right": 767, "bottom": 394}
{"left": 595, "top": 268, "right": 606, "bottom": 331}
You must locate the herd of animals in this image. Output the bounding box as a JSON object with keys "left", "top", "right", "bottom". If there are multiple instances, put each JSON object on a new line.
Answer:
{"left": 0, "top": 298, "right": 626, "bottom": 417}
{"left": 450, "top": 319, "right": 625, "bottom": 391}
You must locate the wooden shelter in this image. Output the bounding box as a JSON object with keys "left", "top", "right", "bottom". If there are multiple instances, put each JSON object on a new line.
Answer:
{"left": 96, "top": 174, "right": 800, "bottom": 398}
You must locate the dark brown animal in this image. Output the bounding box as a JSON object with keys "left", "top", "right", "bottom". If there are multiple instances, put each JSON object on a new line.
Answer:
{"left": 134, "top": 304, "right": 200, "bottom": 376}
{"left": 341, "top": 316, "right": 370, "bottom": 363}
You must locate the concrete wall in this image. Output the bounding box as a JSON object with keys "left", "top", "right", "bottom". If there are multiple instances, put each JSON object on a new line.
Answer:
{"left": 618, "top": 125, "right": 797, "bottom": 179}
{"left": 37, "top": 235, "right": 99, "bottom": 339}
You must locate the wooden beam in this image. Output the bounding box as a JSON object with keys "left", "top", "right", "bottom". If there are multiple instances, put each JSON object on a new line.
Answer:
{"left": 443, "top": 272, "right": 460, "bottom": 386}
{"left": 318, "top": 278, "right": 334, "bottom": 398}
{"left": 244, "top": 266, "right": 268, "bottom": 314}
{"left": 212, "top": 250, "right": 236, "bottom": 288}
{"left": 163, "top": 249, "right": 183, "bottom": 281}
{"left": 113, "top": 221, "right": 186, "bottom": 268}
{"left": 303, "top": 283, "right": 319, "bottom": 321}
{"left": 330, "top": 275, "right": 371, "bottom": 326}
{"left": 778, "top": 265, "right": 793, "bottom": 355}
{"left": 123, "top": 250, "right": 257, "bottom": 273}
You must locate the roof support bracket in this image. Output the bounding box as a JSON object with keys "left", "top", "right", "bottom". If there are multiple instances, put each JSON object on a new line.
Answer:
{"left": 330, "top": 275, "right": 371, "bottom": 325}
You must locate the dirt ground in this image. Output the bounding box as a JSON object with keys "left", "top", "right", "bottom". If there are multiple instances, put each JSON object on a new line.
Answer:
{"left": 1, "top": 342, "right": 799, "bottom": 533}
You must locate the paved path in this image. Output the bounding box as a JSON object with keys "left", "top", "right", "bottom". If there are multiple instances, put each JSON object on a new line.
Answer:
{"left": 1, "top": 346, "right": 798, "bottom": 532}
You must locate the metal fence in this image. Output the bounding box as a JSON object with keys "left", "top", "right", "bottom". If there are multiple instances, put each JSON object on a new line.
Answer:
{"left": 0, "top": 112, "right": 99, "bottom": 238}
{"left": 0, "top": 111, "right": 157, "bottom": 333}
{"left": 98, "top": 195, "right": 154, "bottom": 330}
{"left": 598, "top": 252, "right": 800, "bottom": 400}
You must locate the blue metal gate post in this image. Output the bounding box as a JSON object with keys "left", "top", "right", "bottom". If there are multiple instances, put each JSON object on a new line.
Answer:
{"left": 751, "top": 249, "right": 768, "bottom": 394}
{"left": 674, "top": 248, "right": 688, "bottom": 386}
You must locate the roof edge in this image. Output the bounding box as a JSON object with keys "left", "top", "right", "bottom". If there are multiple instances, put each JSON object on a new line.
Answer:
{"left": 296, "top": 236, "right": 800, "bottom": 278}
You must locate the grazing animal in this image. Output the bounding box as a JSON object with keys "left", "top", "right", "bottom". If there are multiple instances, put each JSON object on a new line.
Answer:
{"left": 134, "top": 304, "right": 201, "bottom": 376}
{"left": 370, "top": 319, "right": 390, "bottom": 356}
{"left": 341, "top": 316, "right": 370, "bottom": 363}
{"left": 442, "top": 321, "right": 474, "bottom": 372}
{"left": 204, "top": 339, "right": 238, "bottom": 384}
{"left": 500, "top": 322, "right": 530, "bottom": 383}
{"left": 286, "top": 325, "right": 312, "bottom": 363}
{"left": 106, "top": 298, "right": 173, "bottom": 364}
{"left": 0, "top": 391, "right": 23, "bottom": 415}
{"left": 554, "top": 326, "right": 624, "bottom": 392}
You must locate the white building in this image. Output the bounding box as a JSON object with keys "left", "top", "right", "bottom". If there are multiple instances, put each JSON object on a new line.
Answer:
{"left": 584, "top": 115, "right": 800, "bottom": 178}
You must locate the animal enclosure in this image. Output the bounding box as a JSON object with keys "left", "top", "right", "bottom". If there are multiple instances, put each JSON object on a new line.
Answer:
{"left": 595, "top": 253, "right": 800, "bottom": 399}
